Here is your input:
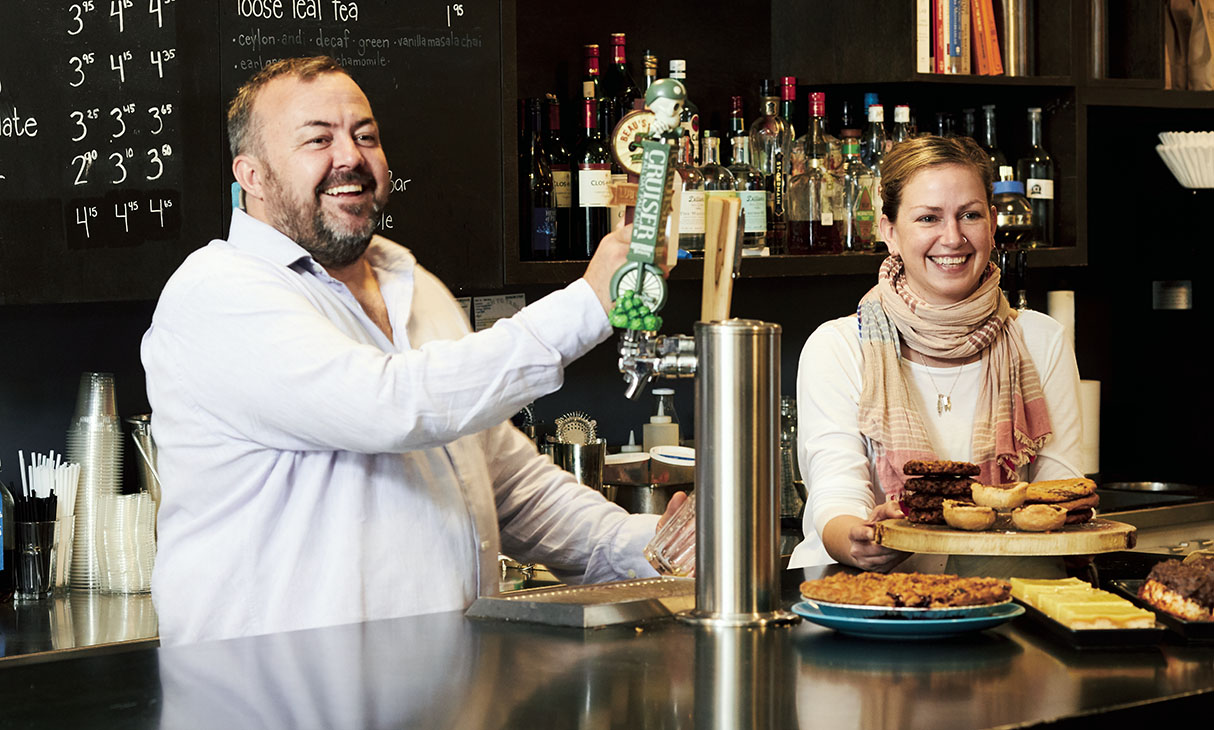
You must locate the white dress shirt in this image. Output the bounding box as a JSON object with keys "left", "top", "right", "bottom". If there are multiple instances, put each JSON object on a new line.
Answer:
{"left": 143, "top": 210, "right": 658, "bottom": 645}
{"left": 789, "top": 310, "right": 1084, "bottom": 568}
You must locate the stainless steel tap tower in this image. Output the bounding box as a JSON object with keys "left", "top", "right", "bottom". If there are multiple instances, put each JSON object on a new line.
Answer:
{"left": 619, "top": 320, "right": 798, "bottom": 628}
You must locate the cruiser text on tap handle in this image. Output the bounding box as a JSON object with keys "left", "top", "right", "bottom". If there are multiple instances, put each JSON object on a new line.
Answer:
{"left": 607, "top": 78, "right": 687, "bottom": 331}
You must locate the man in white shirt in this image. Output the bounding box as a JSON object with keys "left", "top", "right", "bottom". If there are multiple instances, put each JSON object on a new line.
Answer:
{"left": 142, "top": 56, "right": 671, "bottom": 646}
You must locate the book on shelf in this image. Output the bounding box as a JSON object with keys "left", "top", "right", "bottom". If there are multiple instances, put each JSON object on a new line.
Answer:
{"left": 924, "top": 0, "right": 988, "bottom": 75}
{"left": 970, "top": 0, "right": 1004, "bottom": 75}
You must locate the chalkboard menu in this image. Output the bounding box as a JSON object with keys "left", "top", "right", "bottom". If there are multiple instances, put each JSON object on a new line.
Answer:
{"left": 0, "top": 1, "right": 505, "bottom": 304}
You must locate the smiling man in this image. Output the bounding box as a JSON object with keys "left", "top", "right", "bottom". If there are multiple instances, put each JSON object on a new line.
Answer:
{"left": 141, "top": 56, "right": 672, "bottom": 646}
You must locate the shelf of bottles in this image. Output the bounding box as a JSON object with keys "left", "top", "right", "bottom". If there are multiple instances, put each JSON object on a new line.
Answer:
{"left": 509, "top": 33, "right": 1083, "bottom": 286}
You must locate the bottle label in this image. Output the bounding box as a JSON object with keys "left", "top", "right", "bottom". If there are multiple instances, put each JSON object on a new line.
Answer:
{"left": 1025, "top": 178, "right": 1054, "bottom": 200}
{"left": 577, "top": 165, "right": 612, "bottom": 207}
{"left": 680, "top": 189, "right": 706, "bottom": 234}
{"left": 531, "top": 208, "right": 557, "bottom": 256}
{"left": 738, "top": 190, "right": 767, "bottom": 233}
{"left": 551, "top": 168, "right": 572, "bottom": 208}
{"left": 609, "top": 172, "right": 629, "bottom": 230}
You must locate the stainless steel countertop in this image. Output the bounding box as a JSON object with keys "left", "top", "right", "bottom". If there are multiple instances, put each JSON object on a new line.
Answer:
{"left": 0, "top": 569, "right": 1211, "bottom": 729}
{"left": 0, "top": 591, "right": 158, "bottom": 664}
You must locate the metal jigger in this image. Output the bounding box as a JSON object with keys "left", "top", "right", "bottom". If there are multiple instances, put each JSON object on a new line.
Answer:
{"left": 679, "top": 319, "right": 797, "bottom": 628}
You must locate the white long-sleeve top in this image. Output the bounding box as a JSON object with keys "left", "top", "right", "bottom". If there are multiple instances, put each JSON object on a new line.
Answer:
{"left": 789, "top": 310, "right": 1084, "bottom": 569}
{"left": 143, "top": 210, "right": 658, "bottom": 646}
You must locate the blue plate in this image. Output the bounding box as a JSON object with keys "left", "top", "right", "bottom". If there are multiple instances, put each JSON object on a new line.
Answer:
{"left": 793, "top": 601, "right": 1025, "bottom": 640}
{"left": 804, "top": 597, "right": 1014, "bottom": 620}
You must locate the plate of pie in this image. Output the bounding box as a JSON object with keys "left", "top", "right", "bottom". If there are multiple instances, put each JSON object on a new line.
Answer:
{"left": 793, "top": 601, "right": 1025, "bottom": 639}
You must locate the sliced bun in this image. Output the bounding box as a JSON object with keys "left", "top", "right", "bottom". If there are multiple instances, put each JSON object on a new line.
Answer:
{"left": 971, "top": 481, "right": 1027, "bottom": 510}
{"left": 1011, "top": 503, "right": 1068, "bottom": 532}
{"left": 1026, "top": 478, "right": 1097, "bottom": 503}
{"left": 943, "top": 499, "right": 997, "bottom": 531}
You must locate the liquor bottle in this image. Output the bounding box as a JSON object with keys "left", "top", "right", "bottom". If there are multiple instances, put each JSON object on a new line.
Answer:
{"left": 981, "top": 104, "right": 1012, "bottom": 181}
{"left": 860, "top": 103, "right": 887, "bottom": 170}
{"left": 780, "top": 76, "right": 798, "bottom": 139}
{"left": 0, "top": 480, "right": 13, "bottom": 603}
{"left": 839, "top": 100, "right": 856, "bottom": 132}
{"left": 573, "top": 96, "right": 612, "bottom": 258}
{"left": 603, "top": 33, "right": 640, "bottom": 134}
{"left": 699, "top": 131, "right": 736, "bottom": 192}
{"left": 1016, "top": 107, "right": 1055, "bottom": 248}
{"left": 787, "top": 140, "right": 839, "bottom": 255}
{"left": 840, "top": 131, "right": 876, "bottom": 252}
{"left": 520, "top": 98, "right": 556, "bottom": 260}
{"left": 961, "top": 108, "right": 977, "bottom": 139}
{"left": 643, "top": 49, "right": 658, "bottom": 90}
{"left": 674, "top": 138, "right": 706, "bottom": 253}
{"left": 727, "top": 95, "right": 747, "bottom": 159}
{"left": 862, "top": 104, "right": 888, "bottom": 246}
{"left": 748, "top": 79, "right": 792, "bottom": 252}
{"left": 581, "top": 44, "right": 602, "bottom": 102}
{"left": 890, "top": 105, "right": 913, "bottom": 145}
{"left": 543, "top": 94, "right": 572, "bottom": 257}
{"left": 727, "top": 135, "right": 768, "bottom": 252}
{"left": 668, "top": 60, "right": 700, "bottom": 165}
{"left": 935, "top": 111, "right": 957, "bottom": 138}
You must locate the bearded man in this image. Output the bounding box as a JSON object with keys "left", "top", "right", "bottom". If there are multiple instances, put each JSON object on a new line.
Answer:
{"left": 142, "top": 56, "right": 674, "bottom": 646}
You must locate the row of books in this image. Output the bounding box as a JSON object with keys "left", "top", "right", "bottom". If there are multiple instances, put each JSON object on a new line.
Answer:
{"left": 916, "top": 0, "right": 1006, "bottom": 76}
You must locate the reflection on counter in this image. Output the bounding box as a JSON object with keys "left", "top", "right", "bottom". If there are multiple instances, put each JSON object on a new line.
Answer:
{"left": 0, "top": 591, "right": 158, "bottom": 661}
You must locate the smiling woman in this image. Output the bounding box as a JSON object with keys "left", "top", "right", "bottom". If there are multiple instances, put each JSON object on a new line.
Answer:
{"left": 788, "top": 135, "right": 1085, "bottom": 575}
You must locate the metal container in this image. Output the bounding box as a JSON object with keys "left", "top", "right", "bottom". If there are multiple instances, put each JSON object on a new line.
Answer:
{"left": 543, "top": 439, "right": 607, "bottom": 493}
{"left": 1001, "top": 0, "right": 1031, "bottom": 76}
{"left": 681, "top": 320, "right": 796, "bottom": 627}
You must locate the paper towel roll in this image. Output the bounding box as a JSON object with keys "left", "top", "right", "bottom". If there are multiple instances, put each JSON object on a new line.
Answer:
{"left": 1079, "top": 379, "right": 1100, "bottom": 476}
{"left": 1047, "top": 290, "right": 1075, "bottom": 350}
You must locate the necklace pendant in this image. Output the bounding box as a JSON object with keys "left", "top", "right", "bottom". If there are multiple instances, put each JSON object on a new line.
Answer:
{"left": 937, "top": 394, "right": 951, "bottom": 416}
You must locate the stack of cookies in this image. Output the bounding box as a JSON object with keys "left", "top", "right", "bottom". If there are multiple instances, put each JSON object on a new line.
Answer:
{"left": 899, "top": 460, "right": 981, "bottom": 525}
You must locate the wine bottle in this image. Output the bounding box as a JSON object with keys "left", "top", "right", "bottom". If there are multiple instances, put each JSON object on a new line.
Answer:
{"left": 581, "top": 44, "right": 601, "bottom": 102}
{"left": 643, "top": 49, "right": 658, "bottom": 90}
{"left": 961, "top": 107, "right": 977, "bottom": 139}
{"left": 520, "top": 98, "right": 556, "bottom": 260}
{"left": 674, "top": 137, "right": 706, "bottom": 253}
{"left": 727, "top": 95, "right": 747, "bottom": 159}
{"left": 1016, "top": 107, "right": 1055, "bottom": 248}
{"left": 601, "top": 98, "right": 628, "bottom": 233}
{"left": 748, "top": 79, "right": 791, "bottom": 252}
{"left": 543, "top": 94, "right": 572, "bottom": 257}
{"left": 727, "top": 135, "right": 768, "bottom": 253}
{"left": 981, "top": 104, "right": 1012, "bottom": 181}
{"left": 573, "top": 97, "right": 612, "bottom": 259}
{"left": 604, "top": 33, "right": 641, "bottom": 121}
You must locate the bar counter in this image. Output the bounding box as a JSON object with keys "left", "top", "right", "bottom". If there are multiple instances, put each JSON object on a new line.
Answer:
{"left": 1, "top": 566, "right": 1211, "bottom": 730}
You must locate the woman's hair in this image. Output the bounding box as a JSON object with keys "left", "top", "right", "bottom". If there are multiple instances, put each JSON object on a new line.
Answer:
{"left": 227, "top": 55, "right": 347, "bottom": 159}
{"left": 880, "top": 135, "right": 994, "bottom": 222}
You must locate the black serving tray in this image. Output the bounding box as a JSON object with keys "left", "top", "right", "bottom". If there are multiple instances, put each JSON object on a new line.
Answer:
{"left": 1014, "top": 599, "right": 1167, "bottom": 650}
{"left": 1110, "top": 579, "right": 1214, "bottom": 643}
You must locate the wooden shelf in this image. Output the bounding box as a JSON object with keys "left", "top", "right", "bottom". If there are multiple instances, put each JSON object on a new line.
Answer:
{"left": 1081, "top": 87, "right": 1214, "bottom": 109}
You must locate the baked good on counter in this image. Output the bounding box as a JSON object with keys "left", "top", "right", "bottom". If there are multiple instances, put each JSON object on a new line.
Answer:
{"left": 942, "top": 499, "right": 997, "bottom": 531}
{"left": 1137, "top": 558, "right": 1214, "bottom": 622}
{"left": 1010, "top": 577, "right": 1156, "bottom": 629}
{"left": 1010, "top": 503, "right": 1068, "bottom": 532}
{"left": 970, "top": 481, "right": 1027, "bottom": 510}
{"left": 801, "top": 571, "right": 1011, "bottom": 608}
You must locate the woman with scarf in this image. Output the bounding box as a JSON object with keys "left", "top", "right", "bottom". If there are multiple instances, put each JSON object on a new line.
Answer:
{"left": 788, "top": 135, "right": 1084, "bottom": 574}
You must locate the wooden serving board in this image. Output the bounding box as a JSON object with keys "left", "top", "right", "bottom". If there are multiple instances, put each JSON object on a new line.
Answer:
{"left": 873, "top": 518, "right": 1137, "bottom": 556}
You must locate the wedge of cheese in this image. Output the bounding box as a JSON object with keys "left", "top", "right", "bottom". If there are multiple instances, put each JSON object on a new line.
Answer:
{"left": 1010, "top": 577, "right": 1090, "bottom": 606}
{"left": 1049, "top": 602, "right": 1156, "bottom": 630}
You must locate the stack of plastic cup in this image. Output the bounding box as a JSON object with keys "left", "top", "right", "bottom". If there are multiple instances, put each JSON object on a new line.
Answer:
{"left": 65, "top": 372, "right": 124, "bottom": 591}
{"left": 96, "top": 492, "right": 156, "bottom": 593}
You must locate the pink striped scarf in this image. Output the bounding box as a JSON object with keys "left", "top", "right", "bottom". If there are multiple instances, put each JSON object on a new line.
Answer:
{"left": 857, "top": 256, "right": 1053, "bottom": 496}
